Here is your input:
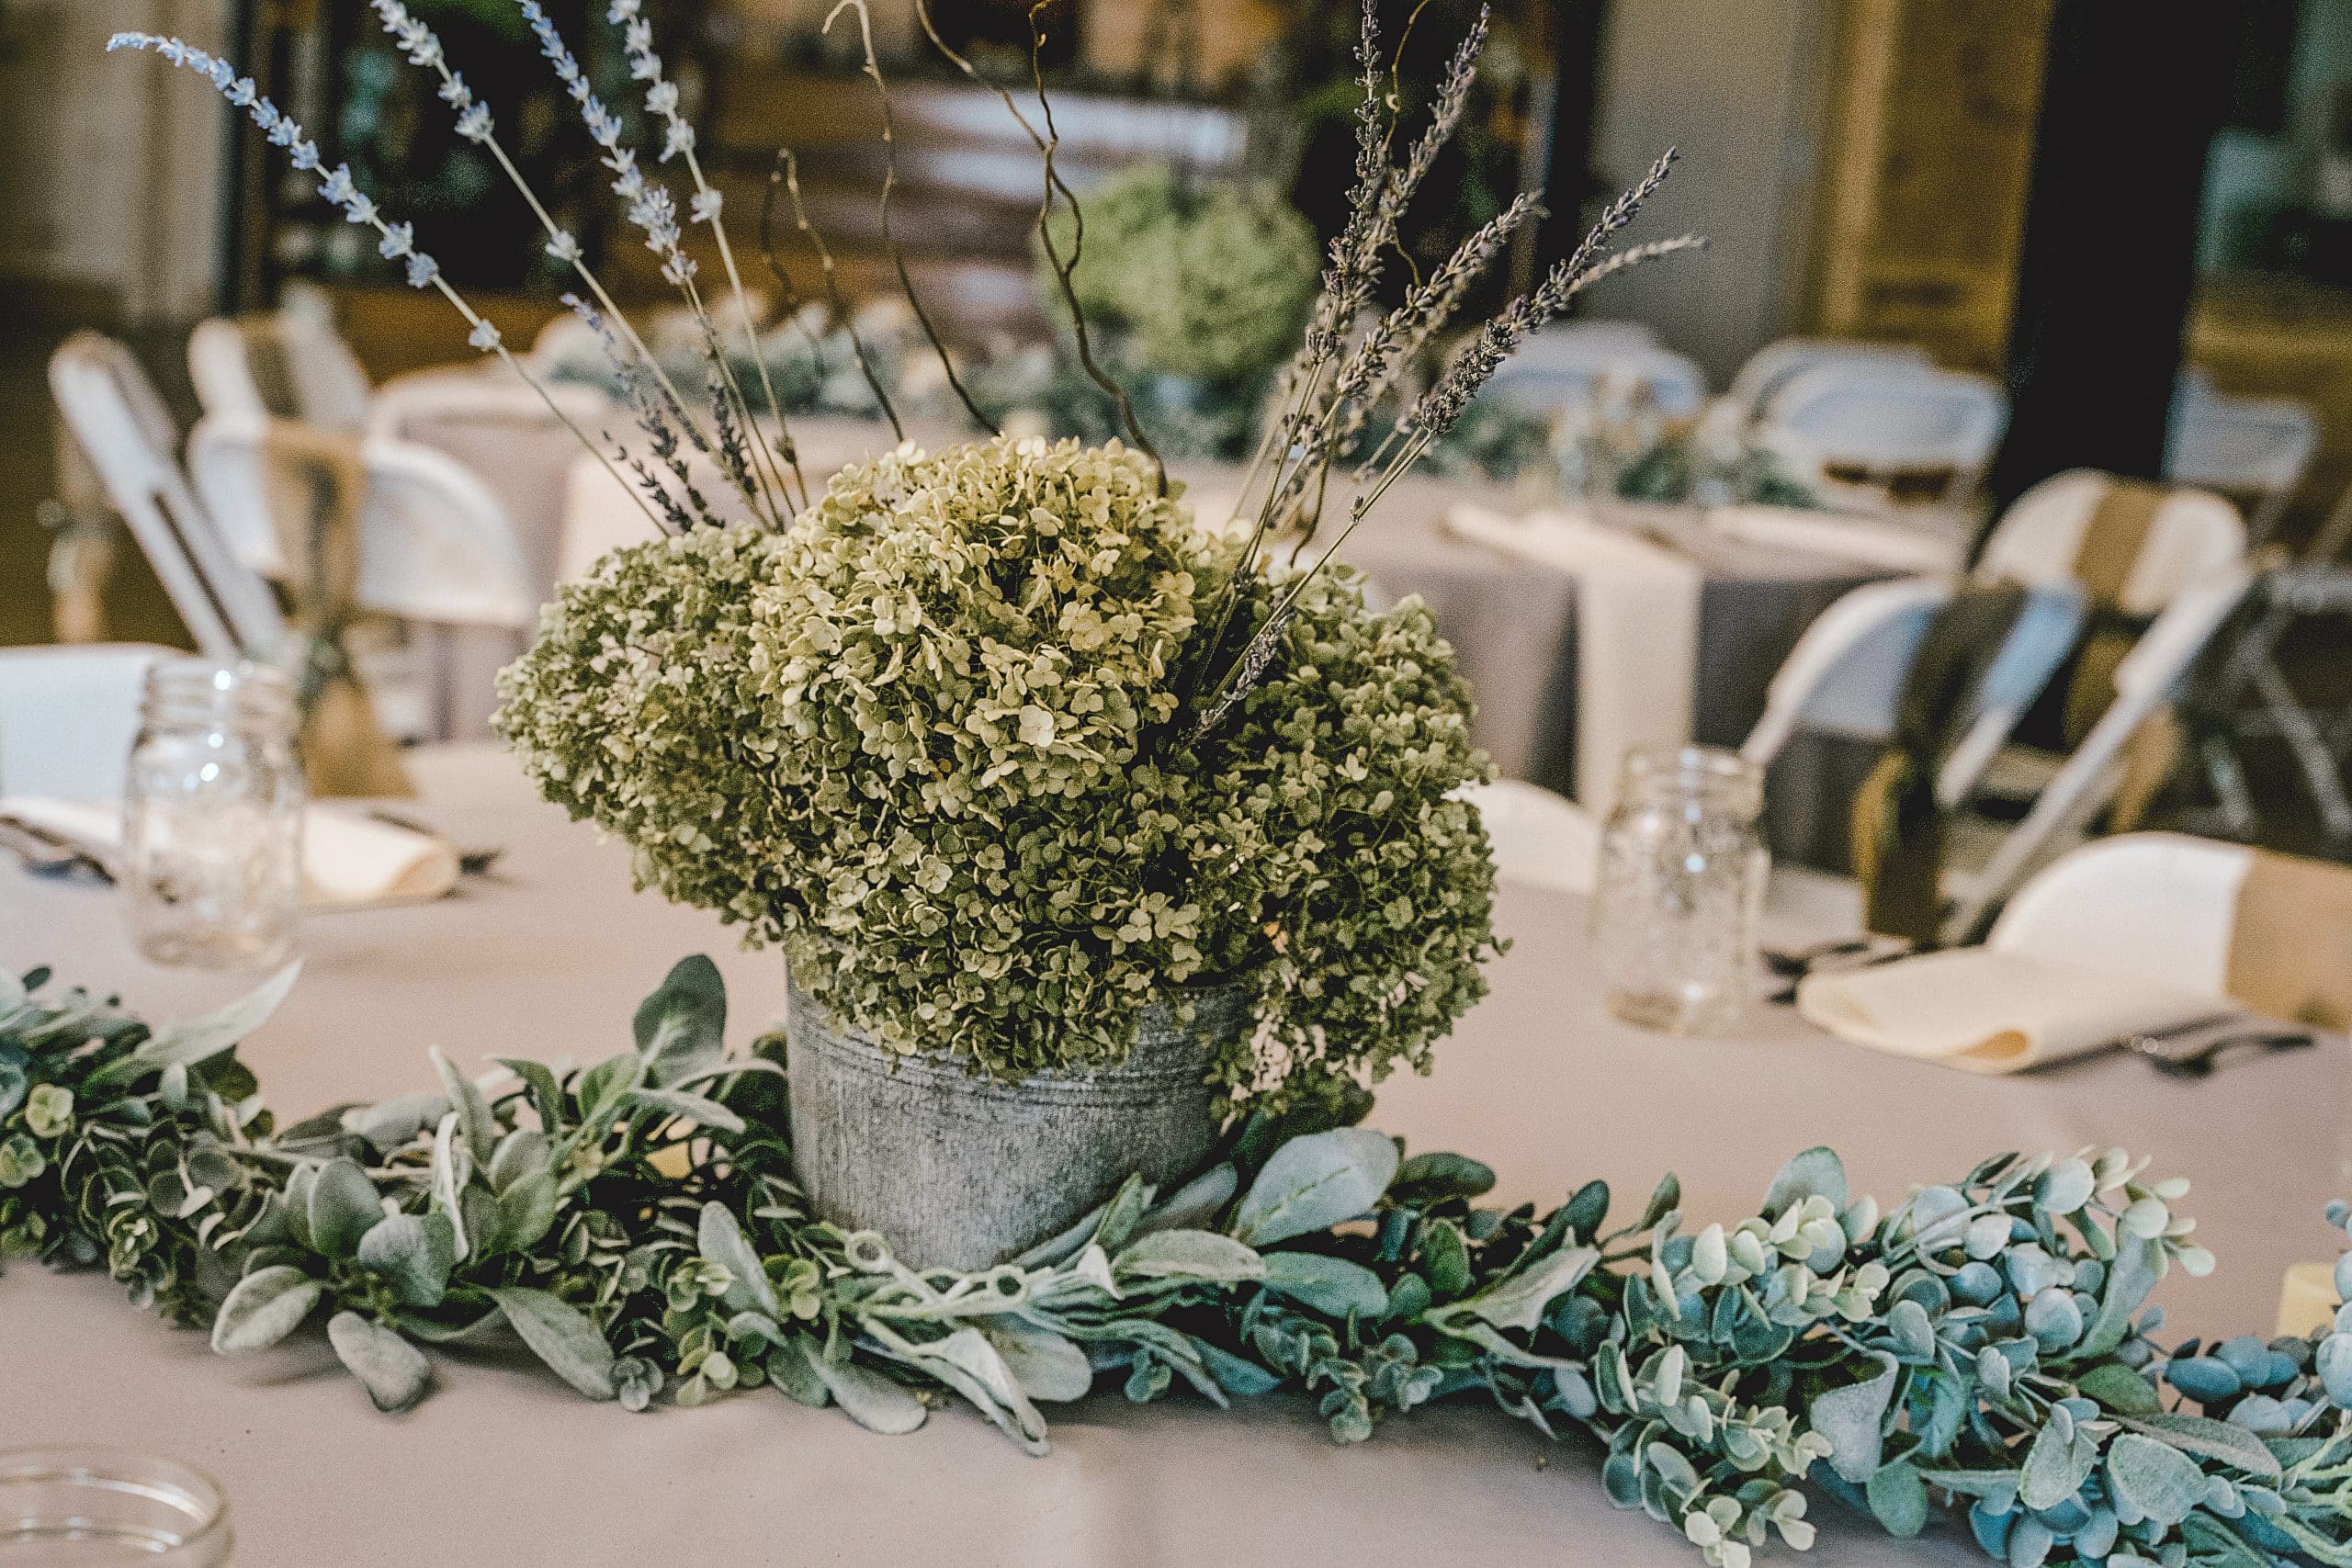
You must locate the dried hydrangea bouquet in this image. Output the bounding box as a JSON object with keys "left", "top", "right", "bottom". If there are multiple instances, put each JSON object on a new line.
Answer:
{"left": 116, "top": 0, "right": 1696, "bottom": 1267}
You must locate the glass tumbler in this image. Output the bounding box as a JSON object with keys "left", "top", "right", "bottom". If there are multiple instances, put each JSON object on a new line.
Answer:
{"left": 1591, "top": 745, "right": 1769, "bottom": 1034}
{"left": 0, "top": 1448, "right": 232, "bottom": 1564}
{"left": 123, "top": 660, "right": 303, "bottom": 971}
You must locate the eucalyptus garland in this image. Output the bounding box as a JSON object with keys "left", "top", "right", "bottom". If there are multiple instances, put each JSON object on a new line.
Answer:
{"left": 6, "top": 958, "right": 2351, "bottom": 1568}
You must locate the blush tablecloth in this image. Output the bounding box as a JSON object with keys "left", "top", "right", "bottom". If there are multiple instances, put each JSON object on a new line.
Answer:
{"left": 2, "top": 773, "right": 2341, "bottom": 1567}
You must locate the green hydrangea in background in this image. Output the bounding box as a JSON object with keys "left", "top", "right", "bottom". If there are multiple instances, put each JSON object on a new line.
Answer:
{"left": 498, "top": 434, "right": 1499, "bottom": 1111}
{"left": 1038, "top": 164, "right": 1322, "bottom": 387}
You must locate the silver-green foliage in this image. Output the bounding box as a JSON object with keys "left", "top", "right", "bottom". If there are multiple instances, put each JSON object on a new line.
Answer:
{"left": 7, "top": 963, "right": 2352, "bottom": 1565}
{"left": 497, "top": 434, "right": 1500, "bottom": 1108}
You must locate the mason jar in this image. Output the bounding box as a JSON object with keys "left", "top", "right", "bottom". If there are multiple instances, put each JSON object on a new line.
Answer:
{"left": 1591, "top": 745, "right": 1768, "bottom": 1034}
{"left": 123, "top": 660, "right": 302, "bottom": 971}
{"left": 0, "top": 1447, "right": 232, "bottom": 1563}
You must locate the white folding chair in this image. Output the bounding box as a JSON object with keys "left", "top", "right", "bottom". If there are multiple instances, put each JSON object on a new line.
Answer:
{"left": 1760, "top": 363, "right": 2008, "bottom": 507}
{"left": 368, "top": 370, "right": 608, "bottom": 446}
{"left": 1453, "top": 777, "right": 1600, "bottom": 893}
{"left": 1485, "top": 345, "right": 1710, "bottom": 422}
{"left": 1739, "top": 576, "right": 2085, "bottom": 808}
{"left": 0, "top": 643, "right": 171, "bottom": 798}
{"left": 1951, "top": 564, "right": 2256, "bottom": 938}
{"left": 1987, "top": 833, "right": 2253, "bottom": 998}
{"left": 187, "top": 310, "right": 374, "bottom": 433}
{"left": 1725, "top": 337, "right": 1934, "bottom": 423}
{"left": 1989, "top": 831, "right": 2352, "bottom": 1031}
{"left": 2164, "top": 381, "right": 2318, "bottom": 550}
{"left": 187, "top": 413, "right": 536, "bottom": 632}
{"left": 1977, "top": 469, "right": 2245, "bottom": 616}
{"left": 49, "top": 333, "right": 286, "bottom": 661}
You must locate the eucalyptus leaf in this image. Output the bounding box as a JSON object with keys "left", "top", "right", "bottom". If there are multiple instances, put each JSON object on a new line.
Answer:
{"left": 211, "top": 1265, "right": 322, "bottom": 1354}
{"left": 697, "top": 1201, "right": 782, "bottom": 1317}
{"left": 1231, "top": 1128, "right": 1398, "bottom": 1247}
{"left": 1390, "top": 1151, "right": 1497, "bottom": 1204}
{"left": 1761, "top": 1146, "right": 1847, "bottom": 1217}
{"left": 633, "top": 954, "right": 727, "bottom": 1088}
{"left": 1810, "top": 1351, "right": 1898, "bottom": 1483}
{"left": 327, "top": 1311, "right": 432, "bottom": 1412}
{"left": 486, "top": 1286, "right": 616, "bottom": 1400}
{"left": 1261, "top": 1251, "right": 1388, "bottom": 1317}
{"left": 2079, "top": 1361, "right": 2163, "bottom": 1416}
{"left": 1866, "top": 1460, "right": 1929, "bottom": 1538}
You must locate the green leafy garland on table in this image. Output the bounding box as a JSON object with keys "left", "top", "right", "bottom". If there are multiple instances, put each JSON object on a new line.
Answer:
{"left": 6, "top": 961, "right": 2351, "bottom": 1567}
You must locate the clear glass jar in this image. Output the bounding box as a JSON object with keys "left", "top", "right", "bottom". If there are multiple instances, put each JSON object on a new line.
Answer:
{"left": 0, "top": 1447, "right": 232, "bottom": 1563}
{"left": 123, "top": 660, "right": 302, "bottom": 971}
{"left": 1591, "top": 745, "right": 1769, "bottom": 1034}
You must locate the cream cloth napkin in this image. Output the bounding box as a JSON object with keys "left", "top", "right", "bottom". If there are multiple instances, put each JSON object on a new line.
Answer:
{"left": 1795, "top": 948, "right": 2229, "bottom": 1074}
{"left": 1705, "top": 505, "right": 1963, "bottom": 574}
{"left": 1444, "top": 503, "right": 1702, "bottom": 811}
{"left": 5, "top": 797, "right": 458, "bottom": 909}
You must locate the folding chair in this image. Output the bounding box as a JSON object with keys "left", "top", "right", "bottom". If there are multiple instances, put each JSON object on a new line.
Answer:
{"left": 188, "top": 310, "right": 374, "bottom": 433}
{"left": 1484, "top": 344, "right": 1711, "bottom": 422}
{"left": 2179, "top": 563, "right": 2352, "bottom": 843}
{"left": 1724, "top": 337, "right": 1933, "bottom": 425}
{"left": 2165, "top": 380, "right": 2317, "bottom": 552}
{"left": 1951, "top": 564, "right": 2257, "bottom": 940}
{"left": 1759, "top": 363, "right": 2007, "bottom": 509}
{"left": 49, "top": 333, "right": 286, "bottom": 661}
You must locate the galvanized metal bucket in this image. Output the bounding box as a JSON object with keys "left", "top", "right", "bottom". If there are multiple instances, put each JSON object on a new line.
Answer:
{"left": 783, "top": 964, "right": 1245, "bottom": 1270}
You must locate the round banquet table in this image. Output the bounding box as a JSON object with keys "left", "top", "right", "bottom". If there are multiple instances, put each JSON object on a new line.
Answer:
{"left": 3, "top": 774, "right": 2343, "bottom": 1565}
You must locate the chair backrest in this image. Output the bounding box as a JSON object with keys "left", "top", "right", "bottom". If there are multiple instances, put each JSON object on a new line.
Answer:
{"left": 0, "top": 643, "right": 172, "bottom": 798}
{"left": 1740, "top": 577, "right": 2085, "bottom": 808}
{"left": 1951, "top": 563, "right": 2256, "bottom": 937}
{"left": 1741, "top": 576, "right": 1951, "bottom": 761}
{"left": 1485, "top": 345, "right": 1710, "bottom": 421}
{"left": 1453, "top": 778, "right": 1599, "bottom": 894}
{"left": 1761, "top": 363, "right": 2008, "bottom": 495}
{"left": 1727, "top": 337, "right": 1934, "bottom": 422}
{"left": 187, "top": 412, "right": 537, "bottom": 629}
{"left": 1988, "top": 833, "right": 2247, "bottom": 998}
{"left": 2165, "top": 382, "right": 2318, "bottom": 547}
{"left": 1977, "top": 469, "right": 2245, "bottom": 616}
{"left": 49, "top": 333, "right": 285, "bottom": 660}
{"left": 1510, "top": 320, "right": 1662, "bottom": 371}
{"left": 188, "top": 311, "right": 373, "bottom": 433}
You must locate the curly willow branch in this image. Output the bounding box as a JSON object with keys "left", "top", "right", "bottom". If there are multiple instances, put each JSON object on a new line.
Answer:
{"left": 760, "top": 149, "right": 903, "bottom": 441}
{"left": 821, "top": 0, "right": 996, "bottom": 435}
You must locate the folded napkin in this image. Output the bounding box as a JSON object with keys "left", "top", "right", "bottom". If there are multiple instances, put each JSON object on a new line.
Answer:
{"left": 1706, "top": 505, "right": 1963, "bottom": 574}
{"left": 4, "top": 797, "right": 459, "bottom": 909}
{"left": 1795, "top": 948, "right": 2229, "bottom": 1074}
{"left": 1444, "top": 504, "right": 1702, "bottom": 810}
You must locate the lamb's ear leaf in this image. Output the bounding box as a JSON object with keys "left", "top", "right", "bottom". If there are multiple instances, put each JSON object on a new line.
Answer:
{"left": 327, "top": 1311, "right": 433, "bottom": 1412}
{"left": 633, "top": 955, "right": 727, "bottom": 1088}
{"left": 485, "top": 1286, "right": 616, "bottom": 1400}
{"left": 211, "top": 1265, "right": 322, "bottom": 1354}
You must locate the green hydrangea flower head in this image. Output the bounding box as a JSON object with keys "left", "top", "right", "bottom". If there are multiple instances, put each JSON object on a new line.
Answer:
{"left": 500, "top": 434, "right": 1498, "bottom": 1110}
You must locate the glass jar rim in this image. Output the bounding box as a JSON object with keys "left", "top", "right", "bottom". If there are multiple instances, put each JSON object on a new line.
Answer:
{"left": 142, "top": 657, "right": 297, "bottom": 733}
{"left": 0, "top": 1445, "right": 232, "bottom": 1563}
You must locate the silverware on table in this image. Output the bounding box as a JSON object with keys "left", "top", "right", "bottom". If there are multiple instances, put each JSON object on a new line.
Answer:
{"left": 0, "top": 813, "right": 116, "bottom": 885}
{"left": 1764, "top": 939, "right": 1914, "bottom": 1004}
{"left": 2121, "top": 1018, "right": 2317, "bottom": 1078}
